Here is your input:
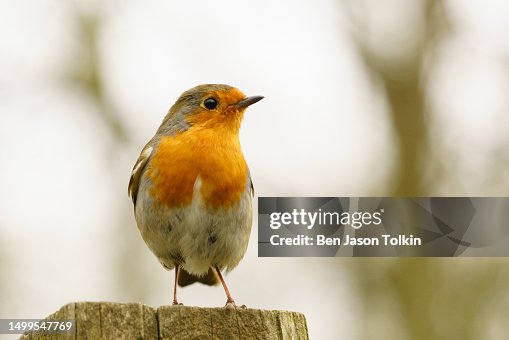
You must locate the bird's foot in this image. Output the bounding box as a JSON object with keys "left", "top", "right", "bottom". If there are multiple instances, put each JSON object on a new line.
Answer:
{"left": 224, "top": 299, "right": 236, "bottom": 308}
{"left": 224, "top": 300, "right": 247, "bottom": 309}
{"left": 172, "top": 300, "right": 183, "bottom": 306}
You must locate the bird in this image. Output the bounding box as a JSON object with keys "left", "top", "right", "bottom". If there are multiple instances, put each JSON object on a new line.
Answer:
{"left": 128, "top": 84, "right": 262, "bottom": 307}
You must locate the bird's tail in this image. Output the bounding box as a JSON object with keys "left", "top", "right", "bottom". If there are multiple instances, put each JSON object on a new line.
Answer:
{"left": 178, "top": 267, "right": 219, "bottom": 287}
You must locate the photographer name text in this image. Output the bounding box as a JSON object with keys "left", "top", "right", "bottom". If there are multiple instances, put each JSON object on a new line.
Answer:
{"left": 269, "top": 234, "right": 422, "bottom": 246}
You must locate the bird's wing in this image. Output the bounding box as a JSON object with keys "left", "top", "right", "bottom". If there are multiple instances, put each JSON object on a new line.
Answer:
{"left": 128, "top": 143, "right": 154, "bottom": 206}
{"left": 248, "top": 171, "right": 254, "bottom": 196}
{"left": 250, "top": 177, "right": 254, "bottom": 196}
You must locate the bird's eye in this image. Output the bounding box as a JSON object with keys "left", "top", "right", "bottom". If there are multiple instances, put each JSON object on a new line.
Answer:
{"left": 204, "top": 98, "right": 218, "bottom": 110}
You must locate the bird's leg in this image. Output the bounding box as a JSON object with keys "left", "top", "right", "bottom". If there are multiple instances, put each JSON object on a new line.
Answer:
{"left": 172, "top": 265, "right": 182, "bottom": 305}
{"left": 215, "top": 266, "right": 244, "bottom": 308}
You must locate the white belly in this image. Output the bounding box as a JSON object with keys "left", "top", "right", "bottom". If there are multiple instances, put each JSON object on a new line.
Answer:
{"left": 135, "top": 176, "right": 253, "bottom": 276}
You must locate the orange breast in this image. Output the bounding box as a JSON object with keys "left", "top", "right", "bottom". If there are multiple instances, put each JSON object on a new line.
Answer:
{"left": 146, "top": 127, "right": 248, "bottom": 209}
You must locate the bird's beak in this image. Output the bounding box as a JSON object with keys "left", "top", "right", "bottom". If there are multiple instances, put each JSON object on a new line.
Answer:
{"left": 236, "top": 96, "right": 264, "bottom": 108}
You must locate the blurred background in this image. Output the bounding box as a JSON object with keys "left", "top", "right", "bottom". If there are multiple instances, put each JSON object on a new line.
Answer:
{"left": 1, "top": 0, "right": 509, "bottom": 339}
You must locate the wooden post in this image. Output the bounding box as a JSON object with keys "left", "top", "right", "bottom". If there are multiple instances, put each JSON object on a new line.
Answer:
{"left": 19, "top": 302, "right": 309, "bottom": 339}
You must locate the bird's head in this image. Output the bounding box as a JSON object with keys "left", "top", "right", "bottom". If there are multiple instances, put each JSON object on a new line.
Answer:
{"left": 158, "top": 84, "right": 263, "bottom": 134}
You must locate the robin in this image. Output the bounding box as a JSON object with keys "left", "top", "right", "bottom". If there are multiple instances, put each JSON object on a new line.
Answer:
{"left": 128, "top": 84, "right": 263, "bottom": 307}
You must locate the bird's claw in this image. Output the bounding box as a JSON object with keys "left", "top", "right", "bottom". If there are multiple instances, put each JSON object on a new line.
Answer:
{"left": 225, "top": 300, "right": 236, "bottom": 308}
{"left": 224, "top": 301, "right": 247, "bottom": 309}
